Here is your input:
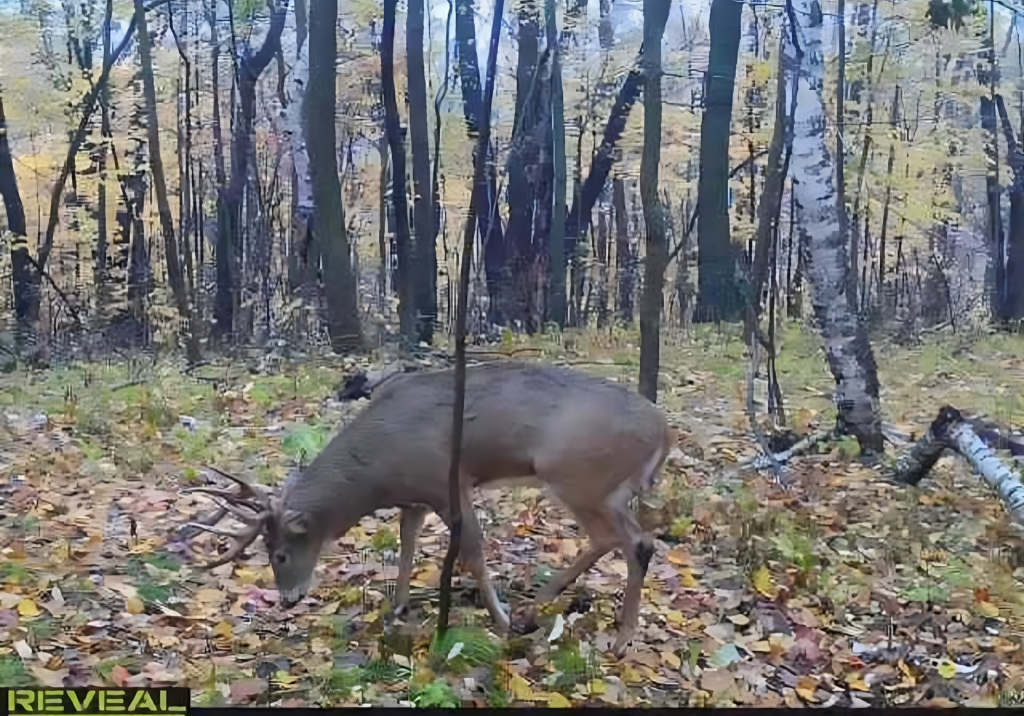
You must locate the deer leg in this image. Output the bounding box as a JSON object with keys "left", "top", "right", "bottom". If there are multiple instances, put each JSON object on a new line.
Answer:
{"left": 395, "top": 504, "right": 428, "bottom": 617}
{"left": 535, "top": 505, "right": 621, "bottom": 604}
{"left": 607, "top": 484, "right": 654, "bottom": 658}
{"left": 457, "top": 494, "right": 510, "bottom": 632}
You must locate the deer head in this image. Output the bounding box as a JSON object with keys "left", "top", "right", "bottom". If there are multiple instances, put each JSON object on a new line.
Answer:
{"left": 181, "top": 467, "right": 324, "bottom": 605}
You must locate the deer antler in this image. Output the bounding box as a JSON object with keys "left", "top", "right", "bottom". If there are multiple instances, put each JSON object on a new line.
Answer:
{"left": 184, "top": 515, "right": 269, "bottom": 566}
{"left": 179, "top": 466, "right": 274, "bottom": 566}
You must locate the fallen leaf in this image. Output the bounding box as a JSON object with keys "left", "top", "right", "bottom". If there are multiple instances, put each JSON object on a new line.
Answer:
{"left": 661, "top": 651, "right": 681, "bottom": 669}
{"left": 546, "top": 693, "right": 571, "bottom": 708}
{"left": 728, "top": 614, "right": 750, "bottom": 626}
{"left": 110, "top": 665, "right": 131, "bottom": 687}
{"left": 509, "top": 673, "right": 535, "bottom": 702}
{"left": 701, "top": 668, "right": 735, "bottom": 697}
{"left": 710, "top": 643, "right": 741, "bottom": 667}
{"left": 751, "top": 566, "right": 775, "bottom": 597}
{"left": 938, "top": 660, "right": 957, "bottom": 679}
{"left": 126, "top": 598, "right": 145, "bottom": 615}
{"left": 13, "top": 640, "right": 31, "bottom": 659}
{"left": 16, "top": 599, "right": 39, "bottom": 617}
{"left": 795, "top": 675, "right": 819, "bottom": 702}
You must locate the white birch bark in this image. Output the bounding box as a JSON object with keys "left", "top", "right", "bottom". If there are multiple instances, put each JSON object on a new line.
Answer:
{"left": 788, "top": 2, "right": 883, "bottom": 450}
{"left": 948, "top": 422, "right": 1024, "bottom": 525}
{"left": 286, "top": 36, "right": 314, "bottom": 220}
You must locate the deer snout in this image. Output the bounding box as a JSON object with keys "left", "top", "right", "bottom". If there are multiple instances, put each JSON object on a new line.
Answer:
{"left": 278, "top": 585, "right": 308, "bottom": 607}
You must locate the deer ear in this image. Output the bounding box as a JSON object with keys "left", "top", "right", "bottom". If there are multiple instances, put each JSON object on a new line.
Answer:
{"left": 282, "top": 510, "right": 308, "bottom": 535}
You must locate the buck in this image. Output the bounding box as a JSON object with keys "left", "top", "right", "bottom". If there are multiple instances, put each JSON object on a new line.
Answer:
{"left": 181, "top": 361, "right": 674, "bottom": 656}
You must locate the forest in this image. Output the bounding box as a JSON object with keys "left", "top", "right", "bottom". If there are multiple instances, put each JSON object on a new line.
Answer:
{"left": 1, "top": 0, "right": 1024, "bottom": 707}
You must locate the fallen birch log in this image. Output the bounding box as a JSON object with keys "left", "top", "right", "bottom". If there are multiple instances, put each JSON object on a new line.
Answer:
{"left": 894, "top": 406, "right": 1024, "bottom": 525}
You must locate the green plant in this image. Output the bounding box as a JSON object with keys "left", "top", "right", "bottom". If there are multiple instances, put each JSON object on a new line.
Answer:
{"left": 668, "top": 516, "right": 691, "bottom": 540}
{"left": 311, "top": 615, "right": 350, "bottom": 652}
{"left": 27, "top": 618, "right": 57, "bottom": 640}
{"left": 282, "top": 424, "right": 329, "bottom": 467}
{"left": 547, "top": 643, "right": 600, "bottom": 694}
{"left": 0, "top": 655, "right": 33, "bottom": 686}
{"left": 430, "top": 627, "right": 500, "bottom": 673}
{"left": 771, "top": 532, "right": 819, "bottom": 577}
{"left": 371, "top": 527, "right": 399, "bottom": 553}
{"left": 126, "top": 558, "right": 173, "bottom": 602}
{"left": 411, "top": 679, "right": 461, "bottom": 708}
{"left": 0, "top": 563, "right": 33, "bottom": 584}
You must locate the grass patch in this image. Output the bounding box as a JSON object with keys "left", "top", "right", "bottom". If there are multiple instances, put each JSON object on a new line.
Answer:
{"left": 430, "top": 626, "right": 500, "bottom": 673}
{"left": 0, "top": 655, "right": 33, "bottom": 687}
{"left": 410, "top": 679, "right": 461, "bottom": 708}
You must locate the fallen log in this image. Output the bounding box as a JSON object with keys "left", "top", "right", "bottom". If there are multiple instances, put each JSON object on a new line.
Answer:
{"left": 894, "top": 406, "right": 1024, "bottom": 525}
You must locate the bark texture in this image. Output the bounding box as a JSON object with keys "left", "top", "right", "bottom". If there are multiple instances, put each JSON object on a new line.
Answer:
{"left": 789, "top": 0, "right": 883, "bottom": 452}
{"left": 696, "top": 0, "right": 743, "bottom": 322}
{"left": 638, "top": 0, "right": 671, "bottom": 403}
{"left": 306, "top": 0, "right": 361, "bottom": 352}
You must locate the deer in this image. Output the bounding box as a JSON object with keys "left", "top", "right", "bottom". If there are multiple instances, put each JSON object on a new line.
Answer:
{"left": 180, "top": 361, "right": 674, "bottom": 657}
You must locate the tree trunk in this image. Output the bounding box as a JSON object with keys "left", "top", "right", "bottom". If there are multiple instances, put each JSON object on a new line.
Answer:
{"left": 455, "top": 0, "right": 505, "bottom": 325}
{"left": 95, "top": 0, "right": 113, "bottom": 294}
{"left": 408, "top": 0, "right": 437, "bottom": 343}
{"left": 980, "top": 96, "right": 1006, "bottom": 319}
{"left": 286, "top": 0, "right": 314, "bottom": 299}
{"left": 504, "top": 9, "right": 547, "bottom": 332}
{"left": 135, "top": 0, "right": 198, "bottom": 362}
{"left": 562, "top": 70, "right": 643, "bottom": 290}
{"left": 789, "top": 0, "right": 884, "bottom": 452}
{"left": 614, "top": 176, "right": 635, "bottom": 322}
{"left": 437, "top": 0, "right": 505, "bottom": 637}
{"left": 749, "top": 30, "right": 796, "bottom": 321}
{"left": 638, "top": 0, "right": 671, "bottom": 403}
{"left": 0, "top": 95, "right": 37, "bottom": 340}
{"left": 595, "top": 199, "right": 610, "bottom": 327}
{"left": 836, "top": 0, "right": 848, "bottom": 310}
{"left": 381, "top": 0, "right": 416, "bottom": 342}
{"left": 213, "top": 0, "right": 287, "bottom": 342}
{"left": 306, "top": 0, "right": 361, "bottom": 352}
{"left": 995, "top": 94, "right": 1024, "bottom": 319}
{"left": 547, "top": 0, "right": 568, "bottom": 328}
{"left": 696, "top": 0, "right": 742, "bottom": 323}
{"left": 877, "top": 142, "right": 895, "bottom": 312}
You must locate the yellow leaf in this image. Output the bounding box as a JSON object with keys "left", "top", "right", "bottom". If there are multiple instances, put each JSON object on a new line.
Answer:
{"left": 546, "top": 693, "right": 571, "bottom": 708}
{"left": 17, "top": 599, "right": 39, "bottom": 617}
{"left": 128, "top": 538, "right": 157, "bottom": 554}
{"left": 938, "top": 660, "right": 957, "bottom": 679}
{"left": 751, "top": 566, "right": 776, "bottom": 597}
{"left": 661, "top": 651, "right": 681, "bottom": 669}
{"left": 848, "top": 677, "right": 870, "bottom": 692}
{"left": 621, "top": 666, "right": 644, "bottom": 685}
{"left": 195, "top": 588, "right": 225, "bottom": 604}
{"left": 126, "top": 598, "right": 145, "bottom": 615}
{"left": 976, "top": 601, "right": 1000, "bottom": 618}
{"left": 272, "top": 671, "right": 298, "bottom": 686}
{"left": 510, "top": 673, "right": 535, "bottom": 702}
{"left": 233, "top": 567, "right": 264, "bottom": 585}
{"left": 665, "top": 610, "right": 685, "bottom": 625}
{"left": 678, "top": 568, "right": 697, "bottom": 588}
{"left": 666, "top": 548, "right": 690, "bottom": 565}
{"left": 750, "top": 640, "right": 770, "bottom": 653}
{"left": 212, "top": 620, "right": 234, "bottom": 639}
{"left": 795, "top": 675, "right": 819, "bottom": 702}
{"left": 588, "top": 680, "right": 607, "bottom": 696}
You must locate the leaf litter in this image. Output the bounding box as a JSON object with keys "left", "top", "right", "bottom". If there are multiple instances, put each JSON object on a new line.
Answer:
{"left": 0, "top": 329, "right": 1022, "bottom": 706}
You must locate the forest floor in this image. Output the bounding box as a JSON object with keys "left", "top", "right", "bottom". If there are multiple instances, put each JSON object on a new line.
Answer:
{"left": 0, "top": 321, "right": 1023, "bottom": 707}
